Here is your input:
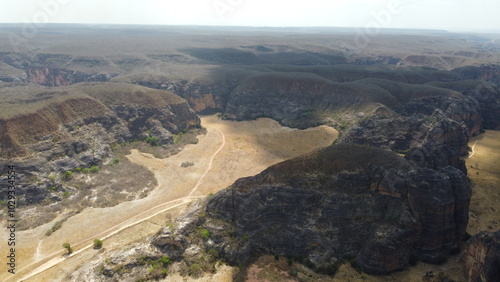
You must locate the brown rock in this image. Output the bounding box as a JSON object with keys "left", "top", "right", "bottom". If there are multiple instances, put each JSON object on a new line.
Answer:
{"left": 462, "top": 231, "right": 500, "bottom": 282}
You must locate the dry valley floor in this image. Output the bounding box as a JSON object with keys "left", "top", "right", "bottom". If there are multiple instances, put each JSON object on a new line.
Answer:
{"left": 0, "top": 115, "right": 337, "bottom": 281}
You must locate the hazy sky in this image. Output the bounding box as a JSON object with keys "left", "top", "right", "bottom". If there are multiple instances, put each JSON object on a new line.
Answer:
{"left": 1, "top": 0, "right": 499, "bottom": 32}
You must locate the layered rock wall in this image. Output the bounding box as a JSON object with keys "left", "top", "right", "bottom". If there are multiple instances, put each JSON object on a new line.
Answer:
{"left": 462, "top": 231, "right": 500, "bottom": 282}
{"left": 156, "top": 144, "right": 471, "bottom": 275}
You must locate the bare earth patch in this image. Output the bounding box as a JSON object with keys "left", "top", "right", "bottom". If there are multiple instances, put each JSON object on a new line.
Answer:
{"left": 466, "top": 130, "right": 500, "bottom": 235}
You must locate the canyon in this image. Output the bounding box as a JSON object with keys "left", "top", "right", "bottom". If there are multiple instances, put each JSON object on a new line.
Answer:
{"left": 0, "top": 25, "right": 499, "bottom": 281}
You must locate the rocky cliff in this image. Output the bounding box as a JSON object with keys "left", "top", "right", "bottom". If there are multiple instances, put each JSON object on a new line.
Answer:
{"left": 0, "top": 82, "right": 199, "bottom": 205}
{"left": 221, "top": 73, "right": 478, "bottom": 129}
{"left": 27, "top": 67, "right": 113, "bottom": 86}
{"left": 462, "top": 231, "right": 500, "bottom": 282}
{"left": 150, "top": 144, "right": 471, "bottom": 275}
{"left": 426, "top": 79, "right": 500, "bottom": 131}
{"left": 130, "top": 78, "right": 238, "bottom": 114}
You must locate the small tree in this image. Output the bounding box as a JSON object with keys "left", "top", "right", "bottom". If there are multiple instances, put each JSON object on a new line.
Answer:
{"left": 93, "top": 238, "right": 103, "bottom": 249}
{"left": 89, "top": 165, "right": 100, "bottom": 173}
{"left": 61, "top": 171, "right": 73, "bottom": 181}
{"left": 63, "top": 242, "right": 73, "bottom": 254}
{"left": 145, "top": 136, "right": 159, "bottom": 146}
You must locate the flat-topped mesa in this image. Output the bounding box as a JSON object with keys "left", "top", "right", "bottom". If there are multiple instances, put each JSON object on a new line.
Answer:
{"left": 0, "top": 82, "right": 199, "bottom": 159}
{"left": 0, "top": 82, "right": 199, "bottom": 204}
{"left": 159, "top": 143, "right": 471, "bottom": 275}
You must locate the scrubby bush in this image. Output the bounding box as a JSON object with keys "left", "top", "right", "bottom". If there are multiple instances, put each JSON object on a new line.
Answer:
{"left": 93, "top": 238, "right": 103, "bottom": 249}
{"left": 201, "top": 229, "right": 210, "bottom": 238}
{"left": 145, "top": 136, "right": 159, "bottom": 146}
{"left": 61, "top": 171, "right": 73, "bottom": 181}
{"left": 63, "top": 242, "right": 73, "bottom": 254}
{"left": 181, "top": 161, "right": 194, "bottom": 168}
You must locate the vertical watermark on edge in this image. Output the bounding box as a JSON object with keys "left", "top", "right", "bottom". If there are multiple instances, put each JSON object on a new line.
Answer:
{"left": 5, "top": 165, "right": 17, "bottom": 275}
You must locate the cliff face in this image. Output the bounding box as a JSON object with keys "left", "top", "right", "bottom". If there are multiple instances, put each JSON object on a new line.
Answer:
{"left": 341, "top": 108, "right": 471, "bottom": 173}
{"left": 27, "top": 67, "right": 113, "bottom": 86}
{"left": 152, "top": 144, "right": 471, "bottom": 275}
{"left": 462, "top": 231, "right": 500, "bottom": 282}
{"left": 133, "top": 79, "right": 238, "bottom": 114}
{"left": 450, "top": 65, "right": 500, "bottom": 130}
{"left": 0, "top": 83, "right": 199, "bottom": 204}
{"left": 221, "top": 73, "right": 480, "bottom": 130}
{"left": 426, "top": 79, "right": 500, "bottom": 131}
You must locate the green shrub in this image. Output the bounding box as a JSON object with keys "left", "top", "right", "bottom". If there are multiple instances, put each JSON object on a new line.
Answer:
{"left": 46, "top": 219, "right": 66, "bottom": 236}
{"left": 61, "top": 171, "right": 73, "bottom": 181}
{"left": 63, "top": 242, "right": 73, "bottom": 254}
{"left": 188, "top": 263, "right": 203, "bottom": 277}
{"left": 173, "top": 133, "right": 183, "bottom": 144}
{"left": 93, "top": 238, "right": 103, "bottom": 249}
{"left": 145, "top": 136, "right": 159, "bottom": 146}
{"left": 89, "top": 165, "right": 100, "bottom": 173}
{"left": 160, "top": 256, "right": 170, "bottom": 265}
{"left": 201, "top": 229, "right": 210, "bottom": 238}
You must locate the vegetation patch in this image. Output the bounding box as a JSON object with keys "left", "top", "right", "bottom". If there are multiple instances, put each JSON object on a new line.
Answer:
{"left": 46, "top": 218, "right": 67, "bottom": 236}
{"left": 93, "top": 238, "right": 103, "bottom": 249}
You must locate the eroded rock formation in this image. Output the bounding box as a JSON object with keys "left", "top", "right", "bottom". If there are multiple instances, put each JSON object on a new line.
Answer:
{"left": 0, "top": 83, "right": 199, "bottom": 205}
{"left": 462, "top": 231, "right": 500, "bottom": 282}
{"left": 151, "top": 144, "right": 471, "bottom": 275}
{"left": 27, "top": 67, "right": 113, "bottom": 86}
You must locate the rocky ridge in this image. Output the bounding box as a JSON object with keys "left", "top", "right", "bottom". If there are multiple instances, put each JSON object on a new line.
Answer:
{"left": 146, "top": 144, "right": 471, "bottom": 275}
{"left": 462, "top": 230, "right": 500, "bottom": 282}
{"left": 0, "top": 82, "right": 199, "bottom": 206}
{"left": 138, "top": 66, "right": 499, "bottom": 278}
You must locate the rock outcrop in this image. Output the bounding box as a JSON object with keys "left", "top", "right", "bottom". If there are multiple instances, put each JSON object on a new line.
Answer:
{"left": 222, "top": 73, "right": 475, "bottom": 129}
{"left": 462, "top": 231, "right": 500, "bottom": 282}
{"left": 131, "top": 79, "right": 238, "bottom": 114}
{"left": 154, "top": 144, "right": 471, "bottom": 275}
{"left": 0, "top": 82, "right": 200, "bottom": 205}
{"left": 27, "top": 67, "right": 113, "bottom": 86}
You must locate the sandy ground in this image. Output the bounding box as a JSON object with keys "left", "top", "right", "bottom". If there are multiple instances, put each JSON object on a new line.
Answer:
{"left": 0, "top": 115, "right": 337, "bottom": 282}
{"left": 466, "top": 130, "right": 500, "bottom": 235}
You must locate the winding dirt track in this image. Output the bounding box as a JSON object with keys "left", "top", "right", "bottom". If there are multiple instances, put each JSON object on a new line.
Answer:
{"left": 2, "top": 115, "right": 338, "bottom": 281}
{"left": 14, "top": 124, "right": 226, "bottom": 281}
{"left": 189, "top": 126, "right": 225, "bottom": 197}
{"left": 468, "top": 139, "right": 479, "bottom": 158}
